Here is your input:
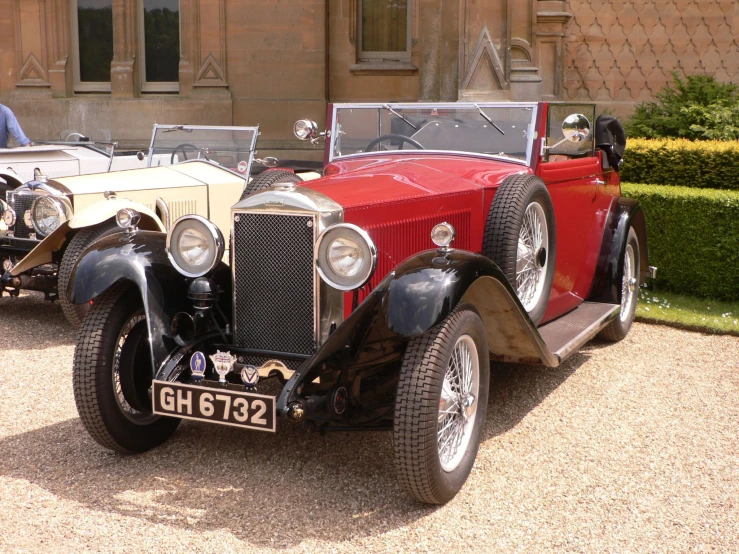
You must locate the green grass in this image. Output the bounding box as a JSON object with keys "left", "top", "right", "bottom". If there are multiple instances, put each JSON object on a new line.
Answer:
{"left": 636, "top": 288, "right": 739, "bottom": 336}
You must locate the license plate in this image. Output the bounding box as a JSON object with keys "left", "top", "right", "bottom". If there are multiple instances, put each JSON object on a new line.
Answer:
{"left": 152, "top": 381, "right": 276, "bottom": 432}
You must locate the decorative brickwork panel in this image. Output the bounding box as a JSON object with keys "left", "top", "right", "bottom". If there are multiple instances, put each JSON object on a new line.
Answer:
{"left": 564, "top": 0, "right": 739, "bottom": 104}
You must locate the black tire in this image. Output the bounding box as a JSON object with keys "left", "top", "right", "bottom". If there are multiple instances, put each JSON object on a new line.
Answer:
{"left": 482, "top": 174, "right": 556, "bottom": 325}
{"left": 599, "top": 228, "right": 640, "bottom": 342}
{"left": 393, "top": 303, "right": 490, "bottom": 504}
{"left": 73, "top": 285, "right": 180, "bottom": 453}
{"left": 58, "top": 219, "right": 119, "bottom": 327}
{"left": 240, "top": 169, "right": 302, "bottom": 201}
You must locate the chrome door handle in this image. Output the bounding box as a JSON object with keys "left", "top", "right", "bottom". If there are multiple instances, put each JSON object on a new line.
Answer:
{"left": 594, "top": 178, "right": 606, "bottom": 186}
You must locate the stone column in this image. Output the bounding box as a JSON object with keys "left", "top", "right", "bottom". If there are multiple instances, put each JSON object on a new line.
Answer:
{"left": 418, "top": 0, "right": 441, "bottom": 101}
{"left": 46, "top": 0, "right": 72, "bottom": 97}
{"left": 111, "top": 0, "right": 138, "bottom": 97}
{"left": 192, "top": 0, "right": 229, "bottom": 91}
{"left": 14, "top": 0, "right": 51, "bottom": 90}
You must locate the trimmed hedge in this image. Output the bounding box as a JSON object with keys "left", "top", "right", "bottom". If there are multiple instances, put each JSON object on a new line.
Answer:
{"left": 620, "top": 138, "right": 739, "bottom": 191}
{"left": 622, "top": 183, "right": 739, "bottom": 301}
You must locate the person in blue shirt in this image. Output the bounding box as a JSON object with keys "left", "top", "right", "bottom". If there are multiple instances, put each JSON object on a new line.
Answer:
{"left": 0, "top": 104, "right": 33, "bottom": 148}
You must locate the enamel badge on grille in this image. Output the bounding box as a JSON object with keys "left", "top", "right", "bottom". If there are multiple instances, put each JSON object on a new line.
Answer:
{"left": 210, "top": 350, "right": 237, "bottom": 384}
{"left": 190, "top": 351, "right": 206, "bottom": 381}
{"left": 241, "top": 365, "right": 259, "bottom": 388}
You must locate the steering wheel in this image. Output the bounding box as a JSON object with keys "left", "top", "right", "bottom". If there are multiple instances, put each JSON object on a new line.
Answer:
{"left": 171, "top": 143, "right": 209, "bottom": 164}
{"left": 364, "top": 134, "right": 425, "bottom": 152}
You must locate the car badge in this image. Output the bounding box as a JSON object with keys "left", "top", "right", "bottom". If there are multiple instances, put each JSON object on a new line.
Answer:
{"left": 190, "top": 351, "right": 206, "bottom": 381}
{"left": 241, "top": 365, "right": 259, "bottom": 388}
{"left": 237, "top": 160, "right": 248, "bottom": 174}
{"left": 23, "top": 210, "right": 33, "bottom": 228}
{"left": 210, "top": 350, "right": 237, "bottom": 384}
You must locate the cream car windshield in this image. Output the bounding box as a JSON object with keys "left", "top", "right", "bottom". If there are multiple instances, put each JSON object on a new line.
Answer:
{"left": 330, "top": 103, "right": 538, "bottom": 164}
{"left": 147, "top": 124, "right": 259, "bottom": 173}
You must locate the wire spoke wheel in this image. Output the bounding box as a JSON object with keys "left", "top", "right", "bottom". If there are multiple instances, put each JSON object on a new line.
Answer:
{"left": 112, "top": 312, "right": 158, "bottom": 425}
{"left": 516, "top": 201, "right": 549, "bottom": 312}
{"left": 620, "top": 243, "right": 637, "bottom": 322}
{"left": 394, "top": 304, "right": 490, "bottom": 504}
{"left": 73, "top": 285, "right": 180, "bottom": 453}
{"left": 437, "top": 335, "right": 480, "bottom": 472}
{"left": 599, "top": 228, "right": 640, "bottom": 342}
{"left": 483, "top": 174, "right": 556, "bottom": 325}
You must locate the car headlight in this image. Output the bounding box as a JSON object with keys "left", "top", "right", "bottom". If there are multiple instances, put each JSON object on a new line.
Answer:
{"left": 166, "top": 215, "right": 224, "bottom": 278}
{"left": 316, "top": 223, "right": 376, "bottom": 290}
{"left": 32, "top": 196, "right": 71, "bottom": 237}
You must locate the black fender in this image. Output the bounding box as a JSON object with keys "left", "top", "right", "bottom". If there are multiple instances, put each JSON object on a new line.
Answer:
{"left": 588, "top": 197, "right": 649, "bottom": 304}
{"left": 277, "top": 249, "right": 557, "bottom": 415}
{"left": 68, "top": 230, "right": 231, "bottom": 374}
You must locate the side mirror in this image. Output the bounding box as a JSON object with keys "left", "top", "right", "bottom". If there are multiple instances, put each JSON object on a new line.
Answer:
{"left": 562, "top": 114, "right": 591, "bottom": 143}
{"left": 294, "top": 120, "right": 320, "bottom": 141}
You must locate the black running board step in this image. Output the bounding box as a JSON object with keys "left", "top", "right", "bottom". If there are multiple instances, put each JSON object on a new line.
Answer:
{"left": 538, "top": 302, "right": 620, "bottom": 364}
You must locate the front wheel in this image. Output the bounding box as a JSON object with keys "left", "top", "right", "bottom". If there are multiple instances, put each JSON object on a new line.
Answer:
{"left": 393, "top": 303, "right": 490, "bottom": 504}
{"left": 73, "top": 285, "right": 180, "bottom": 453}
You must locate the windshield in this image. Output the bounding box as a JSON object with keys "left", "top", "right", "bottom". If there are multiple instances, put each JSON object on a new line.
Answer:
{"left": 147, "top": 125, "right": 260, "bottom": 176}
{"left": 330, "top": 103, "right": 538, "bottom": 164}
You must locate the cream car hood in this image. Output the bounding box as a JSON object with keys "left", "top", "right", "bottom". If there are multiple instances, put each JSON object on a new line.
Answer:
{"left": 54, "top": 162, "right": 244, "bottom": 194}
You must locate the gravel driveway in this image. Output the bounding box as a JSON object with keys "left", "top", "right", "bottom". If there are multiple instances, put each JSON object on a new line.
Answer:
{"left": 1, "top": 292, "right": 737, "bottom": 553}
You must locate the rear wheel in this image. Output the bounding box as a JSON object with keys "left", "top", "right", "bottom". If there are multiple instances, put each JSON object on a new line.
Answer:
{"left": 599, "top": 228, "right": 640, "bottom": 341}
{"left": 58, "top": 219, "right": 118, "bottom": 327}
{"left": 240, "top": 169, "right": 302, "bottom": 201}
{"left": 393, "top": 303, "right": 490, "bottom": 504}
{"left": 73, "top": 285, "right": 179, "bottom": 453}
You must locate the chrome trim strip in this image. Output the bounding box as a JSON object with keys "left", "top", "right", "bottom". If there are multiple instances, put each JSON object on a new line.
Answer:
{"left": 155, "top": 197, "right": 170, "bottom": 231}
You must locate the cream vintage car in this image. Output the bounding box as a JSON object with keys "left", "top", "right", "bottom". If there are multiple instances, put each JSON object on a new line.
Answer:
{"left": 0, "top": 124, "right": 301, "bottom": 326}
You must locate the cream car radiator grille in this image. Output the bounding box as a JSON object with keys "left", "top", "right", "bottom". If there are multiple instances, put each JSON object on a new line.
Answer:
{"left": 6, "top": 191, "right": 36, "bottom": 238}
{"left": 233, "top": 212, "right": 316, "bottom": 356}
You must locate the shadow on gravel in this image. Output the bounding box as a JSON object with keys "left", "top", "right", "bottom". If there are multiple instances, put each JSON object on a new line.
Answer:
{"left": 0, "top": 354, "right": 587, "bottom": 547}
{"left": 483, "top": 352, "right": 587, "bottom": 440}
{"left": 0, "top": 293, "right": 75, "bottom": 349}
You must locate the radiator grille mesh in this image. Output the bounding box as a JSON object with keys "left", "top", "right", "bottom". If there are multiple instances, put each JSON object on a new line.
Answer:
{"left": 233, "top": 213, "right": 316, "bottom": 355}
{"left": 6, "top": 192, "right": 36, "bottom": 238}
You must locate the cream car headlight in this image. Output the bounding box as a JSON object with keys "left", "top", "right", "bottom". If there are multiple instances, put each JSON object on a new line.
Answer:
{"left": 166, "top": 215, "right": 224, "bottom": 278}
{"left": 316, "top": 223, "right": 377, "bottom": 290}
{"left": 32, "top": 196, "right": 71, "bottom": 237}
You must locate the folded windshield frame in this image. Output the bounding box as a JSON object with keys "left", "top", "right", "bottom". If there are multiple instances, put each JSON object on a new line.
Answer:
{"left": 146, "top": 124, "right": 260, "bottom": 178}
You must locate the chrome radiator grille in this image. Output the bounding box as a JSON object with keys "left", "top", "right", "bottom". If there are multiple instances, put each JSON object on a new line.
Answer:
{"left": 6, "top": 191, "right": 36, "bottom": 238}
{"left": 233, "top": 213, "right": 316, "bottom": 355}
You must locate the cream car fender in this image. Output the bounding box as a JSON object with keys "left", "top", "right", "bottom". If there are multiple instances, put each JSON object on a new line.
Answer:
{"left": 68, "top": 197, "right": 165, "bottom": 231}
{"left": 10, "top": 197, "right": 165, "bottom": 276}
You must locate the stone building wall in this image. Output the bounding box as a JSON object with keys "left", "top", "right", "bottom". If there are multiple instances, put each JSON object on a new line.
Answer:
{"left": 563, "top": 0, "right": 739, "bottom": 115}
{"left": 1, "top": 0, "right": 737, "bottom": 151}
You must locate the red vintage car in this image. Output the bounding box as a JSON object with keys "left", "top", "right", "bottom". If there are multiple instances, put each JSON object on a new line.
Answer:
{"left": 67, "top": 102, "right": 652, "bottom": 504}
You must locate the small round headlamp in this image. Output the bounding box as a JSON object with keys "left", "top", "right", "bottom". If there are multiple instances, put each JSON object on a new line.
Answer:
{"left": 294, "top": 119, "right": 319, "bottom": 141}
{"left": 316, "top": 223, "right": 376, "bottom": 290}
{"left": 431, "top": 222, "right": 456, "bottom": 249}
{"left": 116, "top": 208, "right": 141, "bottom": 229}
{"left": 166, "top": 215, "right": 224, "bottom": 278}
{"left": 32, "top": 196, "right": 70, "bottom": 237}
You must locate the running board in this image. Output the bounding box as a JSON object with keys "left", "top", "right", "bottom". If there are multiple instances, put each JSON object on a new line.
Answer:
{"left": 538, "top": 302, "right": 620, "bottom": 364}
